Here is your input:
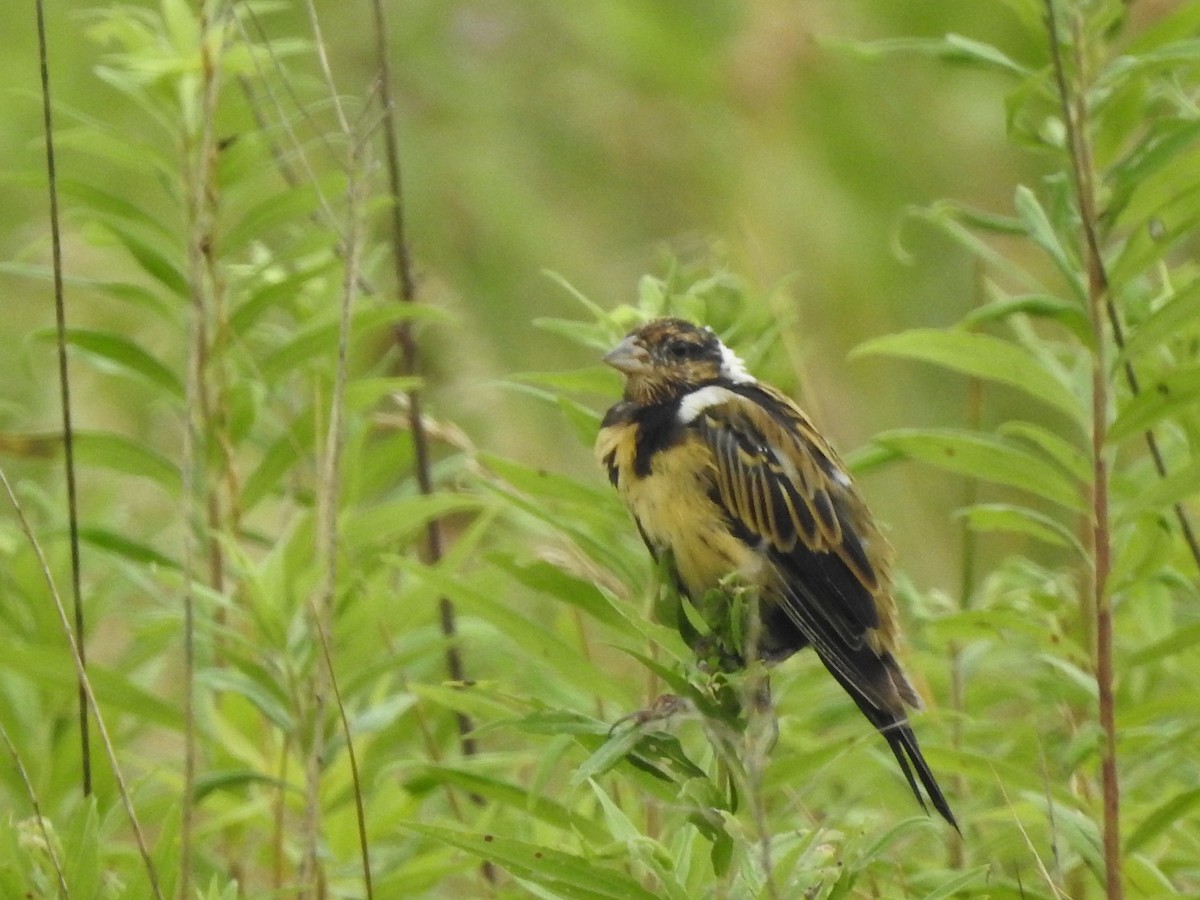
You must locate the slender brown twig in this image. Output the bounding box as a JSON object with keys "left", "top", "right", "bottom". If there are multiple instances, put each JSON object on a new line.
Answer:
{"left": 0, "top": 468, "right": 164, "bottom": 900}
{"left": 0, "top": 720, "right": 70, "bottom": 896}
{"left": 300, "top": 92, "right": 375, "bottom": 900}
{"left": 35, "top": 0, "right": 91, "bottom": 799}
{"left": 1044, "top": 4, "right": 1122, "bottom": 897}
{"left": 368, "top": 0, "right": 479, "bottom": 764}
{"left": 179, "top": 2, "right": 233, "bottom": 894}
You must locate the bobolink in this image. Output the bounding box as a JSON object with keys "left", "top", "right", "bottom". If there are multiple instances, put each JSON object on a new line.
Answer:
{"left": 596, "top": 317, "right": 957, "bottom": 828}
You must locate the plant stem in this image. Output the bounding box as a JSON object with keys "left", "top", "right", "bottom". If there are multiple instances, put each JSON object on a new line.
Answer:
{"left": 1, "top": 468, "right": 165, "bottom": 900}
{"left": 35, "top": 0, "right": 91, "bottom": 800}
{"left": 368, "top": 0, "right": 482, "bottom": 790}
{"left": 1044, "top": 4, "right": 1122, "bottom": 897}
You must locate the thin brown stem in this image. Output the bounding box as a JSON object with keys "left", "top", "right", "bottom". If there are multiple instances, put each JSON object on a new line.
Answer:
{"left": 0, "top": 468, "right": 165, "bottom": 900}
{"left": 180, "top": 3, "right": 231, "bottom": 894}
{"left": 0, "top": 719, "right": 70, "bottom": 896}
{"left": 301, "top": 110, "right": 374, "bottom": 897}
{"left": 367, "top": 0, "right": 481, "bottom": 776}
{"left": 35, "top": 0, "right": 91, "bottom": 799}
{"left": 1044, "top": 5, "right": 1122, "bottom": 897}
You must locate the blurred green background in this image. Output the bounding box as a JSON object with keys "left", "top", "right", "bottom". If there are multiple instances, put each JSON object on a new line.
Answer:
{"left": 1, "top": 0, "right": 1055, "bottom": 593}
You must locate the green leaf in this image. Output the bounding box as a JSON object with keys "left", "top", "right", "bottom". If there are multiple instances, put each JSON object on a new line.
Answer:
{"left": 62, "top": 798, "right": 100, "bottom": 900}
{"left": 1121, "top": 278, "right": 1200, "bottom": 359}
{"left": 223, "top": 182, "right": 322, "bottom": 254}
{"left": 852, "top": 329, "right": 1081, "bottom": 420}
{"left": 998, "top": 420, "right": 1089, "bottom": 481}
{"left": 260, "top": 304, "right": 439, "bottom": 381}
{"left": 958, "top": 503, "right": 1083, "bottom": 553}
{"left": 838, "top": 33, "right": 1031, "bottom": 77}
{"left": 1129, "top": 622, "right": 1200, "bottom": 667}
{"left": 961, "top": 292, "right": 1091, "bottom": 339}
{"left": 78, "top": 526, "right": 180, "bottom": 569}
{"left": 35, "top": 328, "right": 184, "bottom": 399}
{"left": 490, "top": 556, "right": 639, "bottom": 638}
{"left": 200, "top": 668, "right": 293, "bottom": 730}
{"left": 871, "top": 428, "right": 1084, "bottom": 510}
{"left": 904, "top": 202, "right": 1044, "bottom": 291}
{"left": 918, "top": 866, "right": 991, "bottom": 900}
{"left": 98, "top": 221, "right": 188, "bottom": 298}
{"left": 1127, "top": 457, "right": 1200, "bottom": 512}
{"left": 193, "top": 769, "right": 294, "bottom": 801}
{"left": 401, "top": 822, "right": 662, "bottom": 900}
{"left": 1125, "top": 788, "right": 1200, "bottom": 854}
{"left": 1013, "top": 186, "right": 1086, "bottom": 302}
{"left": 73, "top": 431, "right": 179, "bottom": 490}
{"left": 342, "top": 495, "right": 487, "bottom": 551}
{"left": 416, "top": 765, "right": 610, "bottom": 844}
{"left": 1109, "top": 365, "right": 1200, "bottom": 445}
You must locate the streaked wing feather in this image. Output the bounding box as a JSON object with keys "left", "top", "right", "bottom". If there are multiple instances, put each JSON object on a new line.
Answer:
{"left": 692, "top": 385, "right": 891, "bottom": 706}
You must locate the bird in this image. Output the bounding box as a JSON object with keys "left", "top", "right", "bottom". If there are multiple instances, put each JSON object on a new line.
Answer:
{"left": 595, "top": 317, "right": 957, "bottom": 829}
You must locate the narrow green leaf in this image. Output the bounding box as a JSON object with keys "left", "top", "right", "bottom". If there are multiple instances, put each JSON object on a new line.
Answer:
{"left": 63, "top": 798, "right": 100, "bottom": 900}
{"left": 58, "top": 176, "right": 172, "bottom": 237}
{"left": 73, "top": 431, "right": 179, "bottom": 490}
{"left": 100, "top": 221, "right": 188, "bottom": 298}
{"left": 491, "top": 556, "right": 639, "bottom": 637}
{"left": 871, "top": 428, "right": 1084, "bottom": 510}
{"left": 1013, "top": 186, "right": 1086, "bottom": 301}
{"left": 958, "top": 503, "right": 1083, "bottom": 553}
{"left": 78, "top": 526, "right": 180, "bottom": 569}
{"left": 505, "top": 368, "right": 619, "bottom": 397}
{"left": 1126, "top": 788, "right": 1200, "bottom": 853}
{"left": 961, "top": 292, "right": 1090, "bottom": 339}
{"left": 417, "top": 765, "right": 610, "bottom": 844}
{"left": 852, "top": 329, "right": 1081, "bottom": 420}
{"left": 1128, "top": 457, "right": 1200, "bottom": 512}
{"left": 260, "top": 304, "right": 439, "bottom": 380}
{"left": 998, "top": 421, "right": 1089, "bottom": 480}
{"left": 1109, "top": 365, "right": 1200, "bottom": 445}
{"left": 1129, "top": 622, "right": 1200, "bottom": 666}
{"left": 200, "top": 668, "right": 293, "bottom": 730}
{"left": 193, "top": 769, "right": 293, "bottom": 801}
{"left": 1121, "top": 279, "right": 1200, "bottom": 359}
{"left": 229, "top": 257, "right": 340, "bottom": 337}
{"left": 223, "top": 182, "right": 322, "bottom": 254}
{"left": 570, "top": 727, "right": 646, "bottom": 788}
{"left": 919, "top": 866, "right": 991, "bottom": 900}
{"left": 401, "top": 822, "right": 661, "bottom": 900}
{"left": 838, "top": 34, "right": 1031, "bottom": 77}
{"left": 905, "top": 203, "right": 1044, "bottom": 291}
{"left": 34, "top": 328, "right": 183, "bottom": 399}
{"left": 342, "top": 495, "right": 486, "bottom": 551}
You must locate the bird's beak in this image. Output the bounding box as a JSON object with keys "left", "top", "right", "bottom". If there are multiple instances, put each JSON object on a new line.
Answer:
{"left": 602, "top": 335, "right": 651, "bottom": 374}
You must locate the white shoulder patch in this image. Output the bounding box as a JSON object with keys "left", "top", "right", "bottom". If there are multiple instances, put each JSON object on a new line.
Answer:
{"left": 677, "top": 385, "right": 738, "bottom": 424}
{"left": 717, "top": 341, "right": 755, "bottom": 384}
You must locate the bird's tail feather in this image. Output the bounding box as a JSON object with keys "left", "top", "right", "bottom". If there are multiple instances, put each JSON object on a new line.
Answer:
{"left": 824, "top": 660, "right": 959, "bottom": 831}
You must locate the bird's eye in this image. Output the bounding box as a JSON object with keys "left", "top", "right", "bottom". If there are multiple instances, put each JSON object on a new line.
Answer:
{"left": 667, "top": 340, "right": 692, "bottom": 360}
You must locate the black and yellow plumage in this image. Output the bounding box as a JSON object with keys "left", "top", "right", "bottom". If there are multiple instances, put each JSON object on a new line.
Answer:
{"left": 596, "top": 317, "right": 957, "bottom": 828}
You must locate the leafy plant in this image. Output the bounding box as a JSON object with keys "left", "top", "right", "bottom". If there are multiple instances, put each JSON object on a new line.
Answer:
{"left": 2, "top": 0, "right": 1198, "bottom": 898}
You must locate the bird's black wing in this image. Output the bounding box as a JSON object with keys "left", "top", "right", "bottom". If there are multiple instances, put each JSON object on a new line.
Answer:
{"left": 686, "top": 382, "right": 907, "bottom": 711}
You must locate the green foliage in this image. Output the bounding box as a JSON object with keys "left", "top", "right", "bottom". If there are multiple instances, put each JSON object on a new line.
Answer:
{"left": 1, "top": 0, "right": 1199, "bottom": 898}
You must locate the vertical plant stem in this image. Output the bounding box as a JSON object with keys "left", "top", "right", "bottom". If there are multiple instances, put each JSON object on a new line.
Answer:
{"left": 299, "top": 113, "right": 373, "bottom": 899}
{"left": 367, "top": 0, "right": 481, "bottom": 771}
{"left": 0, "top": 468, "right": 165, "bottom": 900}
{"left": 0, "top": 720, "right": 70, "bottom": 896}
{"left": 34, "top": 0, "right": 91, "bottom": 799}
{"left": 180, "top": 3, "right": 229, "bottom": 895}
{"left": 1044, "top": 4, "right": 1122, "bottom": 897}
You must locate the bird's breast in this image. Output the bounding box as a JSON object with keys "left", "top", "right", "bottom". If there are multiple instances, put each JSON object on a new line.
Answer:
{"left": 600, "top": 420, "right": 767, "bottom": 598}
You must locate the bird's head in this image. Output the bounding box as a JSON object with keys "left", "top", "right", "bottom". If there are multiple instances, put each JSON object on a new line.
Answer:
{"left": 603, "top": 318, "right": 754, "bottom": 405}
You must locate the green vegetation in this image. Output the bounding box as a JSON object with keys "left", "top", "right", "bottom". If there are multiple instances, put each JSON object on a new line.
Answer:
{"left": 1, "top": 0, "right": 1198, "bottom": 897}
